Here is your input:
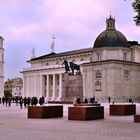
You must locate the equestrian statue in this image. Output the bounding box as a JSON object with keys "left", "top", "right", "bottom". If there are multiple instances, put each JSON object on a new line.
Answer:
{"left": 62, "top": 59, "right": 80, "bottom": 75}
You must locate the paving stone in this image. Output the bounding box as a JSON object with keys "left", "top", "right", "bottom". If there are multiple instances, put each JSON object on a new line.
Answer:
{"left": 0, "top": 103, "right": 140, "bottom": 140}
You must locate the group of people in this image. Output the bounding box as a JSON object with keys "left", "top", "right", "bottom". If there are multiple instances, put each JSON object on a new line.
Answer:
{"left": 0, "top": 96, "right": 45, "bottom": 109}
{"left": 0, "top": 96, "right": 12, "bottom": 106}
{"left": 84, "top": 96, "right": 96, "bottom": 104}
{"left": 1, "top": 95, "right": 133, "bottom": 108}
{"left": 73, "top": 96, "right": 97, "bottom": 106}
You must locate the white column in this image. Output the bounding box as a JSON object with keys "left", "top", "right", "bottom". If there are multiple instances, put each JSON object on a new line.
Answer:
{"left": 24, "top": 76, "right": 30, "bottom": 97}
{"left": 23, "top": 76, "right": 25, "bottom": 97}
{"left": 52, "top": 74, "right": 56, "bottom": 100}
{"left": 34, "top": 76, "right": 37, "bottom": 97}
{"left": 83, "top": 71, "right": 86, "bottom": 99}
{"left": 27, "top": 76, "right": 30, "bottom": 97}
{"left": 46, "top": 75, "right": 50, "bottom": 99}
{"left": 42, "top": 75, "right": 45, "bottom": 97}
{"left": 58, "top": 73, "right": 62, "bottom": 100}
{"left": 40, "top": 75, "right": 43, "bottom": 97}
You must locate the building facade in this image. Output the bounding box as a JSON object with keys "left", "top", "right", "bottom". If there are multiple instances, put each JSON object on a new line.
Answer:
{"left": 0, "top": 36, "right": 4, "bottom": 97}
{"left": 22, "top": 16, "right": 140, "bottom": 102}
{"left": 82, "top": 16, "right": 140, "bottom": 102}
{"left": 4, "top": 78, "right": 23, "bottom": 97}
{"left": 12, "top": 83, "right": 23, "bottom": 97}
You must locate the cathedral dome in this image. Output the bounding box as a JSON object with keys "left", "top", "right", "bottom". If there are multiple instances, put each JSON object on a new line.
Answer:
{"left": 94, "top": 16, "right": 129, "bottom": 48}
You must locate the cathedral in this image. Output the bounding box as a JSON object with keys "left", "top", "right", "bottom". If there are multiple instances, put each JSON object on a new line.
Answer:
{"left": 22, "top": 16, "right": 140, "bottom": 102}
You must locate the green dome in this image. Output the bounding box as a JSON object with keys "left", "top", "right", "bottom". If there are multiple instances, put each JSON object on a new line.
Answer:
{"left": 93, "top": 16, "right": 129, "bottom": 48}
{"left": 94, "top": 29, "right": 129, "bottom": 48}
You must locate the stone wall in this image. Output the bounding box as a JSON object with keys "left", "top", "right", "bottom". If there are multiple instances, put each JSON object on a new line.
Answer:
{"left": 82, "top": 60, "right": 140, "bottom": 103}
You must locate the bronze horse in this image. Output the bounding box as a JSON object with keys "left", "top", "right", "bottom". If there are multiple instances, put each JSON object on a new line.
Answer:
{"left": 69, "top": 62, "right": 80, "bottom": 75}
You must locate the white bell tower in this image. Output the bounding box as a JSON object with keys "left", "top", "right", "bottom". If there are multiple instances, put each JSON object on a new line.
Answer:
{"left": 0, "top": 36, "right": 4, "bottom": 97}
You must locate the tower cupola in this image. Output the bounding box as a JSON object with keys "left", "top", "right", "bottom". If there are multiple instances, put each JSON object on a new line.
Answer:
{"left": 106, "top": 15, "right": 115, "bottom": 30}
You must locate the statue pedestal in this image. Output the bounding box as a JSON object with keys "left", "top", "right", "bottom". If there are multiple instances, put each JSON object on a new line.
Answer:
{"left": 62, "top": 72, "right": 83, "bottom": 101}
{"left": 110, "top": 104, "right": 136, "bottom": 115}
{"left": 134, "top": 115, "right": 140, "bottom": 123}
{"left": 28, "top": 106, "right": 63, "bottom": 118}
{"left": 68, "top": 106, "right": 104, "bottom": 120}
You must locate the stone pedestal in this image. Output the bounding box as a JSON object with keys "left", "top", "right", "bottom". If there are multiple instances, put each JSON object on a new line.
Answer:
{"left": 68, "top": 106, "right": 104, "bottom": 120}
{"left": 28, "top": 106, "right": 63, "bottom": 118}
{"left": 62, "top": 72, "right": 83, "bottom": 101}
{"left": 134, "top": 115, "right": 140, "bottom": 123}
{"left": 110, "top": 104, "right": 136, "bottom": 115}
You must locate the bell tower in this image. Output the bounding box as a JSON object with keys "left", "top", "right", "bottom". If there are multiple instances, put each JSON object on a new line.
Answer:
{"left": 0, "top": 36, "right": 4, "bottom": 97}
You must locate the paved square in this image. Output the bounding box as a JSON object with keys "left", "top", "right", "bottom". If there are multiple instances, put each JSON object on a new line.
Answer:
{"left": 0, "top": 103, "right": 140, "bottom": 140}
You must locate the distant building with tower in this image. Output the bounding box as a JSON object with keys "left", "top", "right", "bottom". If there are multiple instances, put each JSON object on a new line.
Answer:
{"left": 0, "top": 36, "right": 4, "bottom": 97}
{"left": 22, "top": 16, "right": 140, "bottom": 102}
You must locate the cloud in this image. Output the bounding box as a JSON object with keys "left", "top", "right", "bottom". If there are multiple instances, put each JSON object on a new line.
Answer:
{"left": 0, "top": 0, "right": 139, "bottom": 80}
{"left": 119, "top": 23, "right": 140, "bottom": 41}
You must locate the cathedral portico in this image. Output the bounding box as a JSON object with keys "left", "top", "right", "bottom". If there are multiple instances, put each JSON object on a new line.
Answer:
{"left": 22, "top": 71, "right": 64, "bottom": 101}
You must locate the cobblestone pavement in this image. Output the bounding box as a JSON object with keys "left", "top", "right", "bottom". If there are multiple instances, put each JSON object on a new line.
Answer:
{"left": 0, "top": 103, "right": 140, "bottom": 140}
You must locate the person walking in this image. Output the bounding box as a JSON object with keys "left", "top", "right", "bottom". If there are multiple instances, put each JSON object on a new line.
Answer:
{"left": 0, "top": 97, "right": 1, "bottom": 104}
{"left": 2, "top": 96, "right": 5, "bottom": 105}
{"left": 84, "top": 98, "right": 88, "bottom": 103}
{"left": 27, "top": 97, "right": 31, "bottom": 107}
{"left": 76, "top": 96, "right": 81, "bottom": 104}
{"left": 8, "top": 97, "right": 11, "bottom": 106}
{"left": 39, "top": 97, "right": 43, "bottom": 106}
{"left": 5, "top": 98, "right": 8, "bottom": 106}
{"left": 19, "top": 97, "right": 23, "bottom": 109}
{"left": 23, "top": 97, "right": 27, "bottom": 108}
{"left": 108, "top": 96, "right": 111, "bottom": 103}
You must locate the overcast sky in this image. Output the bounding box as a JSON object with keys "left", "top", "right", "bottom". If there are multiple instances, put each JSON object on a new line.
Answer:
{"left": 0, "top": 0, "right": 139, "bottom": 80}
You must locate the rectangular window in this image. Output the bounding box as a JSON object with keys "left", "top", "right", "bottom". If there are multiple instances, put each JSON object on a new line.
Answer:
{"left": 95, "top": 80, "right": 102, "bottom": 91}
{"left": 123, "top": 53, "right": 127, "bottom": 61}
{"left": 96, "top": 70, "right": 102, "bottom": 79}
{"left": 97, "top": 53, "right": 101, "bottom": 61}
{"left": 124, "top": 70, "right": 129, "bottom": 79}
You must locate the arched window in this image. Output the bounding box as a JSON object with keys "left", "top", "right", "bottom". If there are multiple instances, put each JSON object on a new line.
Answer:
{"left": 107, "top": 22, "right": 109, "bottom": 28}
